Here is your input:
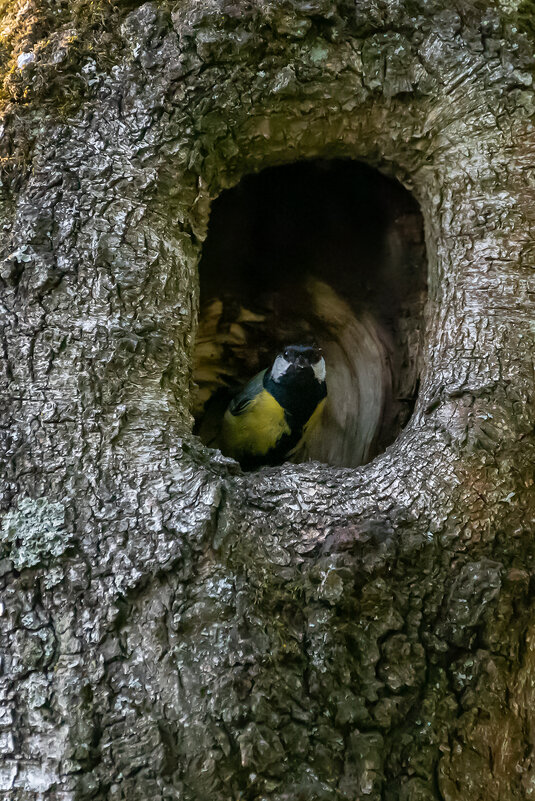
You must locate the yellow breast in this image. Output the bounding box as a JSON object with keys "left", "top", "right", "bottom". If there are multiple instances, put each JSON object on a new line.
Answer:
{"left": 220, "top": 389, "right": 291, "bottom": 461}
{"left": 287, "top": 397, "right": 327, "bottom": 461}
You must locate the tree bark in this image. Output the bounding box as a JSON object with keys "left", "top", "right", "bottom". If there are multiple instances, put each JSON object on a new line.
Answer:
{"left": 1, "top": 1, "right": 535, "bottom": 800}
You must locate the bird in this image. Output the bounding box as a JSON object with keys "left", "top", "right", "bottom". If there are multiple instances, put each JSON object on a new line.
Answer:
{"left": 219, "top": 344, "right": 327, "bottom": 468}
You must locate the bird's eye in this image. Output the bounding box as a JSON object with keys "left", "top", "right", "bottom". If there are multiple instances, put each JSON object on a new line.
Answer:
{"left": 283, "top": 349, "right": 290, "bottom": 360}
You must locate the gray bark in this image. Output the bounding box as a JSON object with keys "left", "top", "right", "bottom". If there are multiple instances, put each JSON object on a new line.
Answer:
{"left": 1, "top": 1, "right": 535, "bottom": 800}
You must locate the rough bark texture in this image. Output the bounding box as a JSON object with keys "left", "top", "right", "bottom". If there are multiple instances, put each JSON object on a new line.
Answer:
{"left": 1, "top": 1, "right": 535, "bottom": 799}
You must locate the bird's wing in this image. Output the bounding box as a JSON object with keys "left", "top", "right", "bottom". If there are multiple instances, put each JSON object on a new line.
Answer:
{"left": 227, "top": 369, "right": 268, "bottom": 416}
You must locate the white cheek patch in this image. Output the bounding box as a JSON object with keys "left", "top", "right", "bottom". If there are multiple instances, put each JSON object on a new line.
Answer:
{"left": 313, "top": 357, "right": 326, "bottom": 382}
{"left": 271, "top": 355, "right": 291, "bottom": 382}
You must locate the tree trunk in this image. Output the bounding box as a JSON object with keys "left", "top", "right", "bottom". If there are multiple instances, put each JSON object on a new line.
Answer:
{"left": 1, "top": 1, "right": 535, "bottom": 799}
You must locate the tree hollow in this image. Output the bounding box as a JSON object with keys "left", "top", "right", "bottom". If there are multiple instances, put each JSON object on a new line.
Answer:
{"left": 193, "top": 159, "right": 427, "bottom": 467}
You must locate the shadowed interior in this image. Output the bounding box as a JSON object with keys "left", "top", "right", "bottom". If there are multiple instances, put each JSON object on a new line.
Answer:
{"left": 193, "top": 159, "right": 427, "bottom": 468}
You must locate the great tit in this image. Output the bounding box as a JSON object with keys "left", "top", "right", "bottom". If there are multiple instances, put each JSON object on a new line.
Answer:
{"left": 219, "top": 344, "right": 327, "bottom": 468}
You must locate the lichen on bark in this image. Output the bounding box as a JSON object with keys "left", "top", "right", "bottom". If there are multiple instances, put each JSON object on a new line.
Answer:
{"left": 0, "top": 496, "right": 70, "bottom": 570}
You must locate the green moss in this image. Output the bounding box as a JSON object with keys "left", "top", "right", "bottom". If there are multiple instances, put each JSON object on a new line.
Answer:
{"left": 517, "top": 0, "right": 535, "bottom": 40}
{"left": 1, "top": 0, "right": 165, "bottom": 114}
{"left": 489, "top": 0, "right": 535, "bottom": 45}
{"left": 0, "top": 0, "right": 169, "bottom": 195}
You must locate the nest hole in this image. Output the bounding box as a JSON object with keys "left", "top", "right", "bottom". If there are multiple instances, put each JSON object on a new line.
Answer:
{"left": 193, "top": 159, "right": 427, "bottom": 468}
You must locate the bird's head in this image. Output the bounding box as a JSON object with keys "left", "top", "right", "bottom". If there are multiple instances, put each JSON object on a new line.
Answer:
{"left": 270, "top": 344, "right": 326, "bottom": 384}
